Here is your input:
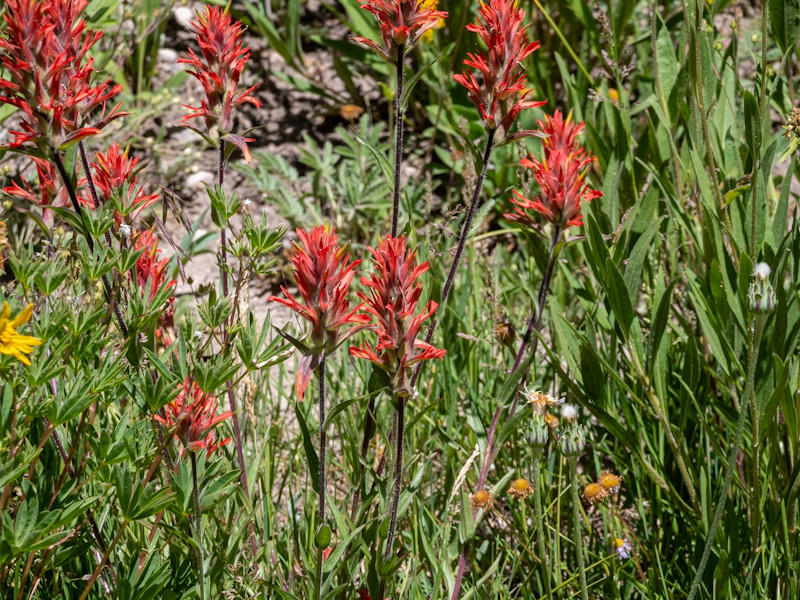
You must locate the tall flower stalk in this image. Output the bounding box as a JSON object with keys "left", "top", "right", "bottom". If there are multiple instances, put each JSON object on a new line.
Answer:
{"left": 558, "top": 404, "right": 588, "bottom": 600}
{"left": 179, "top": 5, "right": 260, "bottom": 554}
{"left": 349, "top": 235, "right": 445, "bottom": 600}
{"left": 154, "top": 378, "right": 233, "bottom": 600}
{"left": 412, "top": 0, "right": 545, "bottom": 388}
{"left": 269, "top": 225, "right": 367, "bottom": 599}
{"left": 450, "top": 109, "right": 599, "bottom": 599}
{"left": 353, "top": 0, "right": 448, "bottom": 236}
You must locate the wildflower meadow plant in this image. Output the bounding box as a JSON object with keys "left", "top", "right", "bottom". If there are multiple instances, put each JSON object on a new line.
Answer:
{"left": 3, "top": 1, "right": 800, "bottom": 599}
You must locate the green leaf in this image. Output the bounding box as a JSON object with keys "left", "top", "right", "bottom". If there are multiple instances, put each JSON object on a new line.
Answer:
{"left": 770, "top": 0, "right": 800, "bottom": 51}
{"left": 605, "top": 258, "right": 634, "bottom": 338}
{"left": 743, "top": 90, "right": 761, "bottom": 160}
{"left": 295, "top": 403, "right": 320, "bottom": 494}
{"left": 400, "top": 59, "right": 437, "bottom": 110}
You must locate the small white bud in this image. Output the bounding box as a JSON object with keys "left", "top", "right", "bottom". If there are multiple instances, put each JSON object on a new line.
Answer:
{"left": 119, "top": 224, "right": 132, "bottom": 237}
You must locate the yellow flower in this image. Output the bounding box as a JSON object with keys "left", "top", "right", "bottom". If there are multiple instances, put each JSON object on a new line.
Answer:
{"left": 0, "top": 302, "right": 42, "bottom": 366}
{"left": 420, "top": 0, "right": 445, "bottom": 42}
{"left": 508, "top": 478, "right": 533, "bottom": 500}
{"left": 470, "top": 488, "right": 494, "bottom": 510}
{"left": 608, "top": 88, "right": 619, "bottom": 104}
{"left": 581, "top": 482, "right": 608, "bottom": 505}
{"left": 597, "top": 471, "right": 622, "bottom": 494}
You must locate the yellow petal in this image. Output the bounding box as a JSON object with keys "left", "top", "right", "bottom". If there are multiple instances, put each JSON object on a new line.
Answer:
{"left": 8, "top": 303, "right": 33, "bottom": 328}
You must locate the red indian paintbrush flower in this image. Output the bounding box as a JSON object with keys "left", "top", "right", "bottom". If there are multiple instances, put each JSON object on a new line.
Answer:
{"left": 154, "top": 378, "right": 232, "bottom": 456}
{"left": 353, "top": 0, "right": 448, "bottom": 62}
{"left": 3, "top": 158, "right": 70, "bottom": 222}
{"left": 78, "top": 144, "right": 159, "bottom": 226}
{"left": 453, "top": 0, "right": 545, "bottom": 142}
{"left": 505, "top": 110, "right": 601, "bottom": 229}
{"left": 350, "top": 236, "right": 445, "bottom": 396}
{"left": 178, "top": 6, "right": 260, "bottom": 161}
{"left": 134, "top": 230, "right": 176, "bottom": 344}
{"left": 0, "top": 0, "right": 126, "bottom": 156}
{"left": 269, "top": 225, "right": 369, "bottom": 400}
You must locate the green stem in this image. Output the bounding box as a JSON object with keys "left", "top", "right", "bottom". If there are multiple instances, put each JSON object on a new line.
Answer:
{"left": 77, "top": 519, "right": 128, "bottom": 600}
{"left": 391, "top": 43, "right": 405, "bottom": 237}
{"left": 687, "top": 314, "right": 766, "bottom": 600}
{"left": 532, "top": 449, "right": 552, "bottom": 600}
{"left": 568, "top": 457, "right": 588, "bottom": 600}
{"left": 378, "top": 395, "right": 405, "bottom": 600}
{"left": 315, "top": 354, "right": 327, "bottom": 600}
{"left": 190, "top": 452, "right": 206, "bottom": 600}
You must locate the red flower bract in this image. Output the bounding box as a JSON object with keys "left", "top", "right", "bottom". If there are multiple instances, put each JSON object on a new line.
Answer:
{"left": 350, "top": 236, "right": 445, "bottom": 395}
{"left": 453, "top": 0, "right": 544, "bottom": 141}
{"left": 0, "top": 0, "right": 126, "bottom": 155}
{"left": 268, "top": 225, "right": 368, "bottom": 400}
{"left": 505, "top": 111, "right": 602, "bottom": 229}
{"left": 134, "top": 230, "right": 176, "bottom": 344}
{"left": 178, "top": 6, "right": 260, "bottom": 161}
{"left": 353, "top": 0, "right": 448, "bottom": 61}
{"left": 154, "top": 378, "right": 232, "bottom": 456}
{"left": 79, "top": 144, "right": 159, "bottom": 226}
{"left": 3, "top": 158, "right": 70, "bottom": 222}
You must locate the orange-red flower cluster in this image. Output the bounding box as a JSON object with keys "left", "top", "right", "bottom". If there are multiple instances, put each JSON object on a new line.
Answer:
{"left": 353, "top": 0, "right": 448, "bottom": 62}
{"left": 0, "top": 0, "right": 126, "bottom": 155}
{"left": 3, "top": 158, "right": 70, "bottom": 222}
{"left": 155, "top": 378, "right": 232, "bottom": 457}
{"left": 269, "top": 225, "right": 368, "bottom": 400}
{"left": 453, "top": 0, "right": 544, "bottom": 141}
{"left": 134, "top": 230, "right": 176, "bottom": 344}
{"left": 350, "top": 236, "right": 444, "bottom": 395}
{"left": 506, "top": 111, "right": 601, "bottom": 229}
{"left": 178, "top": 6, "right": 260, "bottom": 161}
{"left": 78, "top": 144, "right": 159, "bottom": 226}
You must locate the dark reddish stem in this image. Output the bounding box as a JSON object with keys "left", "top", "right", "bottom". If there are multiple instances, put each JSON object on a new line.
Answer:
{"left": 350, "top": 395, "right": 376, "bottom": 521}
{"left": 377, "top": 396, "right": 405, "bottom": 600}
{"left": 52, "top": 151, "right": 128, "bottom": 338}
{"left": 451, "top": 224, "right": 561, "bottom": 600}
{"left": 391, "top": 43, "right": 406, "bottom": 237}
{"left": 217, "top": 140, "right": 258, "bottom": 556}
{"left": 78, "top": 140, "right": 115, "bottom": 250}
{"left": 410, "top": 128, "right": 496, "bottom": 389}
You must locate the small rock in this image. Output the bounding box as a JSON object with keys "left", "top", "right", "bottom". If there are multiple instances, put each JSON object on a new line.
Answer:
{"left": 157, "top": 48, "right": 179, "bottom": 75}
{"left": 186, "top": 170, "right": 214, "bottom": 191}
{"left": 173, "top": 6, "right": 194, "bottom": 29}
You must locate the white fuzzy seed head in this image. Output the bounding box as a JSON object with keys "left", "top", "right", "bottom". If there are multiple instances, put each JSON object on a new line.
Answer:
{"left": 561, "top": 404, "right": 579, "bottom": 422}
{"left": 753, "top": 262, "right": 771, "bottom": 281}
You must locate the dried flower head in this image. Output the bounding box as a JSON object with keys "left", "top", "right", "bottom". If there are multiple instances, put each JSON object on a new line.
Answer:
{"left": 561, "top": 403, "right": 579, "bottom": 422}
{"left": 154, "top": 378, "right": 232, "bottom": 456}
{"left": 784, "top": 107, "right": 800, "bottom": 140}
{"left": 453, "top": 0, "right": 545, "bottom": 141}
{"left": 178, "top": 6, "right": 260, "bottom": 160}
{"left": 748, "top": 263, "right": 776, "bottom": 314}
{"left": 582, "top": 482, "right": 608, "bottom": 505}
{"left": 558, "top": 403, "right": 585, "bottom": 456}
{"left": 523, "top": 387, "right": 564, "bottom": 409}
{"left": 350, "top": 235, "right": 445, "bottom": 396}
{"left": 0, "top": 302, "right": 42, "bottom": 366}
{"left": 340, "top": 104, "right": 365, "bottom": 122}
{"left": 353, "top": 0, "right": 448, "bottom": 62}
{"left": 270, "top": 225, "right": 368, "bottom": 400}
{"left": 508, "top": 478, "right": 533, "bottom": 499}
{"left": 753, "top": 262, "right": 771, "bottom": 281}
{"left": 597, "top": 471, "right": 622, "bottom": 494}
{"left": 470, "top": 488, "right": 494, "bottom": 510}
{"left": 506, "top": 111, "right": 602, "bottom": 230}
{"left": 0, "top": 0, "right": 126, "bottom": 155}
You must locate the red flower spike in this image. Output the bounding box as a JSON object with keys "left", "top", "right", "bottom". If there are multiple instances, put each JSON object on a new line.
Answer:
{"left": 0, "top": 0, "right": 126, "bottom": 155}
{"left": 154, "top": 378, "right": 232, "bottom": 456}
{"left": 505, "top": 111, "right": 602, "bottom": 230}
{"left": 268, "top": 225, "right": 369, "bottom": 400}
{"left": 353, "top": 0, "right": 448, "bottom": 62}
{"left": 3, "top": 158, "right": 71, "bottom": 222}
{"left": 453, "top": 0, "right": 545, "bottom": 141}
{"left": 133, "top": 230, "right": 176, "bottom": 344}
{"left": 178, "top": 6, "right": 260, "bottom": 160}
{"left": 78, "top": 144, "right": 159, "bottom": 225}
{"left": 349, "top": 236, "right": 445, "bottom": 395}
